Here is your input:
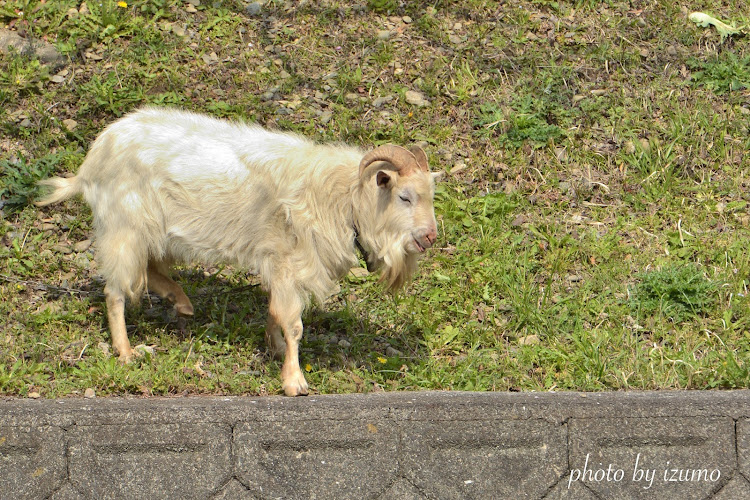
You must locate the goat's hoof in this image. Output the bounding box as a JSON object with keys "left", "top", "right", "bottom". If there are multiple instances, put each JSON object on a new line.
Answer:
{"left": 116, "top": 347, "right": 142, "bottom": 364}
{"left": 175, "top": 302, "right": 194, "bottom": 316}
{"left": 282, "top": 373, "right": 309, "bottom": 397}
{"left": 117, "top": 351, "right": 134, "bottom": 364}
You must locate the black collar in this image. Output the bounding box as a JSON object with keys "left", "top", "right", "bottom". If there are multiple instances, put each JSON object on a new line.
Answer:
{"left": 353, "top": 224, "right": 376, "bottom": 272}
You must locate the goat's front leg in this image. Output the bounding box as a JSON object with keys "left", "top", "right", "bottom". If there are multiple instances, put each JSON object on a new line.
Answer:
{"left": 104, "top": 284, "right": 135, "bottom": 362}
{"left": 268, "top": 290, "right": 308, "bottom": 396}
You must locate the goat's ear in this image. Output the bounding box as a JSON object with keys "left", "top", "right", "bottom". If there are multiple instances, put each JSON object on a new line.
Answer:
{"left": 376, "top": 170, "right": 392, "bottom": 188}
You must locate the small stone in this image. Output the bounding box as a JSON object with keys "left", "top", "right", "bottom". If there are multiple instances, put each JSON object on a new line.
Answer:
{"left": 373, "top": 95, "right": 393, "bottom": 108}
{"left": 377, "top": 30, "right": 391, "bottom": 41}
{"left": 62, "top": 119, "right": 78, "bottom": 131}
{"left": 201, "top": 52, "right": 219, "bottom": 65}
{"left": 405, "top": 90, "right": 428, "bottom": 107}
{"left": 84, "top": 388, "right": 96, "bottom": 398}
{"left": 135, "top": 344, "right": 155, "bottom": 356}
{"left": 666, "top": 45, "right": 677, "bottom": 56}
{"left": 349, "top": 267, "right": 369, "bottom": 278}
{"left": 98, "top": 342, "right": 111, "bottom": 358}
{"left": 572, "top": 94, "right": 586, "bottom": 103}
{"left": 624, "top": 140, "right": 636, "bottom": 154}
{"left": 590, "top": 89, "right": 607, "bottom": 96}
{"left": 19, "top": 118, "right": 32, "bottom": 128}
{"left": 510, "top": 214, "right": 527, "bottom": 227}
{"left": 28, "top": 392, "right": 41, "bottom": 399}
{"left": 53, "top": 244, "right": 73, "bottom": 254}
{"left": 450, "top": 161, "right": 466, "bottom": 175}
{"left": 50, "top": 75, "right": 66, "bottom": 84}
{"left": 319, "top": 110, "right": 333, "bottom": 124}
{"left": 402, "top": 15, "right": 413, "bottom": 23}
{"left": 385, "top": 346, "right": 403, "bottom": 357}
{"left": 186, "top": 0, "right": 200, "bottom": 5}
{"left": 73, "top": 239, "right": 92, "bottom": 252}
{"left": 185, "top": 4, "right": 197, "bottom": 13}
{"left": 518, "top": 335, "right": 540, "bottom": 346}
{"left": 171, "top": 25, "right": 187, "bottom": 37}
{"left": 245, "top": 2, "right": 262, "bottom": 16}
{"left": 338, "top": 339, "right": 352, "bottom": 349}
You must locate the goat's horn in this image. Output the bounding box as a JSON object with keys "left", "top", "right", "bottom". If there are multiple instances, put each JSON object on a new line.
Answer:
{"left": 359, "top": 144, "right": 417, "bottom": 178}
{"left": 408, "top": 145, "right": 430, "bottom": 173}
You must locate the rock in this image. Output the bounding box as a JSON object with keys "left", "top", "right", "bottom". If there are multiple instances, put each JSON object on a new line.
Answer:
{"left": 245, "top": 2, "right": 262, "bottom": 16}
{"left": 62, "top": 119, "right": 78, "bottom": 131}
{"left": 0, "top": 29, "right": 66, "bottom": 69}
{"left": 49, "top": 75, "right": 66, "bottom": 84}
{"left": 171, "top": 24, "right": 187, "bottom": 37}
{"left": 349, "top": 267, "right": 369, "bottom": 278}
{"left": 53, "top": 244, "right": 73, "bottom": 254}
{"left": 135, "top": 344, "right": 155, "bottom": 356}
{"left": 84, "top": 388, "right": 96, "bottom": 399}
{"left": 623, "top": 140, "right": 636, "bottom": 154}
{"left": 73, "top": 239, "right": 92, "bottom": 252}
{"left": 373, "top": 95, "right": 393, "bottom": 108}
{"left": 377, "top": 30, "right": 392, "bottom": 41}
{"left": 385, "top": 346, "right": 403, "bottom": 357}
{"left": 201, "top": 52, "right": 219, "bottom": 65}
{"left": 405, "top": 90, "right": 429, "bottom": 107}
{"left": 98, "top": 342, "right": 111, "bottom": 358}
{"left": 28, "top": 392, "right": 41, "bottom": 399}
{"left": 319, "top": 110, "right": 333, "bottom": 124}
{"left": 186, "top": 0, "right": 200, "bottom": 5}
{"left": 510, "top": 214, "right": 527, "bottom": 227}
{"left": 518, "top": 335, "right": 540, "bottom": 346}
{"left": 338, "top": 339, "right": 352, "bottom": 349}
{"left": 402, "top": 16, "right": 413, "bottom": 24}
{"left": 450, "top": 161, "right": 466, "bottom": 175}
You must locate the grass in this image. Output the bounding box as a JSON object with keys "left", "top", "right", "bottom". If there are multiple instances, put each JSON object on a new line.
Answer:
{"left": 1, "top": 0, "right": 750, "bottom": 397}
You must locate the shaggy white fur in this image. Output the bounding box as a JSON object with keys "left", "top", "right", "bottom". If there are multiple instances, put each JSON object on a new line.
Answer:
{"left": 37, "top": 107, "right": 439, "bottom": 396}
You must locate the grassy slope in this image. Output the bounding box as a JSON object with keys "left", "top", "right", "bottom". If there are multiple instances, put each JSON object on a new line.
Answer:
{"left": 1, "top": 0, "right": 750, "bottom": 397}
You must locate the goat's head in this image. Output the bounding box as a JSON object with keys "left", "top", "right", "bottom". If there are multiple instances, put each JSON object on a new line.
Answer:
{"left": 357, "top": 144, "right": 440, "bottom": 289}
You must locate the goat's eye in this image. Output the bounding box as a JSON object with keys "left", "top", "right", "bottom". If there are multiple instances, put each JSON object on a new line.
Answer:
{"left": 399, "top": 195, "right": 412, "bottom": 204}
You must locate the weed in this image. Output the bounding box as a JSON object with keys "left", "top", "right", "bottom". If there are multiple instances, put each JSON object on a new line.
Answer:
{"left": 689, "top": 53, "right": 750, "bottom": 94}
{"left": 0, "top": 153, "right": 63, "bottom": 213}
{"left": 629, "top": 265, "right": 718, "bottom": 324}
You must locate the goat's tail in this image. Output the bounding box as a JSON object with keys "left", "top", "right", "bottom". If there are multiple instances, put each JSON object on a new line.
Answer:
{"left": 35, "top": 176, "right": 82, "bottom": 206}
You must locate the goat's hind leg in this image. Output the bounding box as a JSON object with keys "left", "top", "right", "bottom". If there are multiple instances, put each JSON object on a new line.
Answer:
{"left": 98, "top": 230, "right": 148, "bottom": 363}
{"left": 146, "top": 260, "right": 194, "bottom": 316}
{"left": 264, "top": 291, "right": 286, "bottom": 360}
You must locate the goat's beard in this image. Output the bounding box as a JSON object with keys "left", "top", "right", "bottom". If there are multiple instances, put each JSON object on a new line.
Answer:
{"left": 375, "top": 236, "right": 420, "bottom": 292}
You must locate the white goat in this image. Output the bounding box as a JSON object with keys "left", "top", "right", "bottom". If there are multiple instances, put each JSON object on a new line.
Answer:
{"left": 37, "top": 107, "right": 439, "bottom": 396}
